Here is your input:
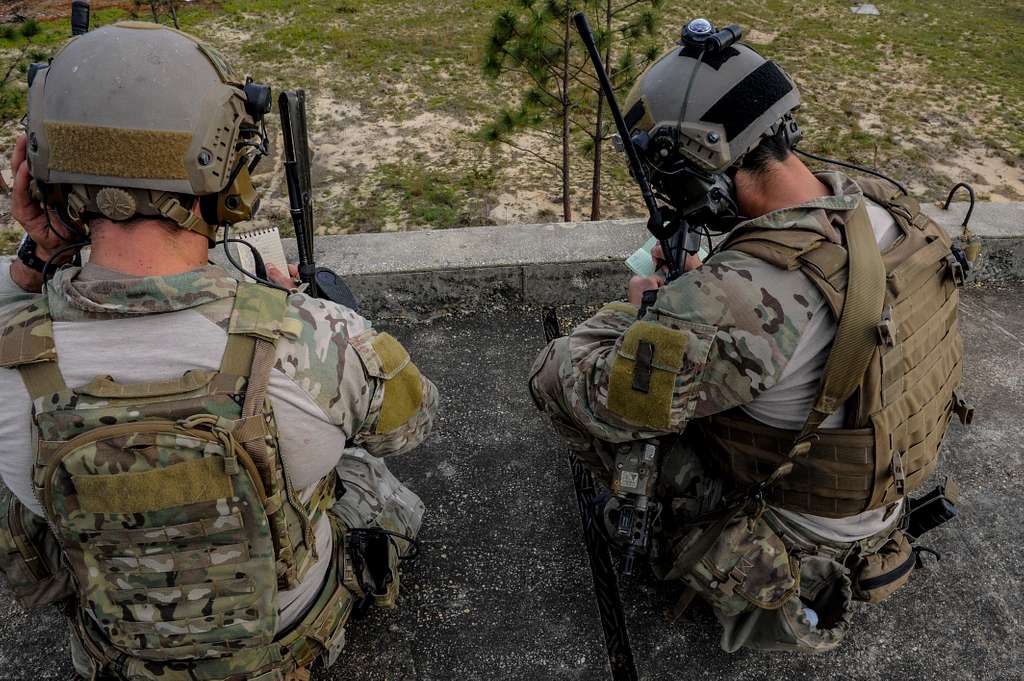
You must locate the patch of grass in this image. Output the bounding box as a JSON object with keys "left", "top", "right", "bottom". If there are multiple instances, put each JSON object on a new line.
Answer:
{"left": 377, "top": 161, "right": 499, "bottom": 229}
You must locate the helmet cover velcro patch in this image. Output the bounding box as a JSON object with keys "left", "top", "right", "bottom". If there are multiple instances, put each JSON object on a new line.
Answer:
{"left": 699, "top": 61, "right": 794, "bottom": 141}
{"left": 45, "top": 123, "right": 193, "bottom": 180}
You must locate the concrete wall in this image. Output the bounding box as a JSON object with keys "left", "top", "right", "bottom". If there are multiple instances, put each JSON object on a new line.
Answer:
{"left": 276, "top": 201, "right": 1023, "bottom": 317}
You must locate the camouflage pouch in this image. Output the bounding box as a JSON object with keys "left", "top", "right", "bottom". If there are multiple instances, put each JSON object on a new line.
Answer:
{"left": 673, "top": 511, "right": 798, "bottom": 618}
{"left": 720, "top": 555, "right": 853, "bottom": 653}
{"left": 0, "top": 493, "right": 74, "bottom": 609}
{"left": 851, "top": 527, "right": 914, "bottom": 603}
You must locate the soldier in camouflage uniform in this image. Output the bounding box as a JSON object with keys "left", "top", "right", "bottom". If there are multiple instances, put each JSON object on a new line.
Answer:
{"left": 0, "top": 23, "right": 437, "bottom": 680}
{"left": 531, "top": 19, "right": 967, "bottom": 652}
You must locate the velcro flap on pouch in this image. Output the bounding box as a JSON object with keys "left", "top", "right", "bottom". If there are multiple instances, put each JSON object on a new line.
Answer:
{"left": 74, "top": 457, "right": 233, "bottom": 514}
{"left": 75, "top": 370, "right": 216, "bottom": 399}
{"left": 607, "top": 321, "right": 688, "bottom": 430}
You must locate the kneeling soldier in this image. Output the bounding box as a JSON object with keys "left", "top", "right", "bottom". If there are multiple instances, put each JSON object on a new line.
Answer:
{"left": 531, "top": 19, "right": 970, "bottom": 652}
{"left": 0, "top": 22, "right": 437, "bottom": 680}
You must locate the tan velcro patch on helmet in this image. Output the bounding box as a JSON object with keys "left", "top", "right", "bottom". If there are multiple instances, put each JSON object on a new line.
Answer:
{"left": 46, "top": 122, "right": 192, "bottom": 180}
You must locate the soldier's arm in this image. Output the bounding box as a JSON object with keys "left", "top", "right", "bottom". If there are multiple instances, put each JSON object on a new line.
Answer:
{"left": 275, "top": 293, "right": 437, "bottom": 458}
{"left": 531, "top": 252, "right": 819, "bottom": 442}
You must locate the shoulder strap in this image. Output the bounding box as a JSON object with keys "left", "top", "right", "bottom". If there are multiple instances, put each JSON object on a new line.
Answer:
{"left": 797, "top": 199, "right": 886, "bottom": 444}
{"left": 0, "top": 298, "right": 69, "bottom": 399}
{"left": 720, "top": 228, "right": 828, "bottom": 271}
{"left": 755, "top": 199, "right": 886, "bottom": 488}
{"left": 223, "top": 283, "right": 288, "bottom": 461}
{"left": 220, "top": 282, "right": 288, "bottom": 377}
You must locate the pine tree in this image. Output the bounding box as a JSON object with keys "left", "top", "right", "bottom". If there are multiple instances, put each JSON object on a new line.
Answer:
{"left": 482, "top": 0, "right": 661, "bottom": 222}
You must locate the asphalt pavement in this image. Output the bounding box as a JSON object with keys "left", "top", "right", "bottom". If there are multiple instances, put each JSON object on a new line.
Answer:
{"left": 0, "top": 284, "right": 1020, "bottom": 681}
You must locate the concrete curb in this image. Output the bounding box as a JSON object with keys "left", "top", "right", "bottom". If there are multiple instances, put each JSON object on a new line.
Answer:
{"left": 281, "top": 201, "right": 1023, "bottom": 317}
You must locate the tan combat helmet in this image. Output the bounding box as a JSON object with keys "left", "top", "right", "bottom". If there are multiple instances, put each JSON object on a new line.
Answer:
{"left": 623, "top": 18, "right": 802, "bottom": 176}
{"left": 25, "top": 21, "right": 272, "bottom": 242}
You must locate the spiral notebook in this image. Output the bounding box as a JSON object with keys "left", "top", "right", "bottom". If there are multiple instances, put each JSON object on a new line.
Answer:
{"left": 233, "top": 226, "right": 288, "bottom": 276}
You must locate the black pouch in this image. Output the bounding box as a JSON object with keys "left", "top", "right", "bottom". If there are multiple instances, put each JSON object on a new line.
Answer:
{"left": 0, "top": 494, "right": 74, "bottom": 609}
{"left": 905, "top": 477, "right": 958, "bottom": 540}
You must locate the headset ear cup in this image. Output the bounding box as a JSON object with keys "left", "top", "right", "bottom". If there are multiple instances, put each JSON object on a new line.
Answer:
{"left": 199, "top": 194, "right": 221, "bottom": 227}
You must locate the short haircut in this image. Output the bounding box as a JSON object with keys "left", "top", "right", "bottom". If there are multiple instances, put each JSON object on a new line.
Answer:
{"left": 739, "top": 126, "right": 792, "bottom": 176}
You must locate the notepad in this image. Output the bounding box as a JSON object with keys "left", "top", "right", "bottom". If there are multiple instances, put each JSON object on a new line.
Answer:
{"left": 626, "top": 236, "right": 709, "bottom": 276}
{"left": 233, "top": 226, "right": 288, "bottom": 275}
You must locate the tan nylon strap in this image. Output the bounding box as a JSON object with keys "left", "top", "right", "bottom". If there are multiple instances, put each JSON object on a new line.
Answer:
{"left": 16, "top": 360, "right": 69, "bottom": 401}
{"left": 220, "top": 334, "right": 258, "bottom": 378}
{"left": 800, "top": 199, "right": 887, "bottom": 440}
{"left": 240, "top": 338, "right": 277, "bottom": 469}
{"left": 156, "top": 195, "right": 218, "bottom": 241}
{"left": 231, "top": 414, "right": 270, "bottom": 443}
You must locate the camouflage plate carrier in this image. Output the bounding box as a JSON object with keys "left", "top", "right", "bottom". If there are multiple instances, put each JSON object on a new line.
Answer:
{"left": 0, "top": 283, "right": 356, "bottom": 681}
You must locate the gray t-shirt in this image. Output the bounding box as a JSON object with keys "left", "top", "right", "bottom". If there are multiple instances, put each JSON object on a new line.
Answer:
{"left": 744, "top": 198, "right": 903, "bottom": 542}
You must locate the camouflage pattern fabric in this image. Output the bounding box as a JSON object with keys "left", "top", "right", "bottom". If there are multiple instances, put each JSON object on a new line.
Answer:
{"left": 0, "top": 263, "right": 437, "bottom": 679}
{"left": 529, "top": 172, "right": 884, "bottom": 653}
{"left": 529, "top": 172, "right": 865, "bottom": 463}
{"left": 39, "top": 264, "right": 438, "bottom": 459}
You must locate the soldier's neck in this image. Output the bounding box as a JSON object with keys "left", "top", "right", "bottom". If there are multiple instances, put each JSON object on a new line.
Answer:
{"left": 734, "top": 155, "right": 831, "bottom": 218}
{"left": 87, "top": 219, "right": 209, "bottom": 277}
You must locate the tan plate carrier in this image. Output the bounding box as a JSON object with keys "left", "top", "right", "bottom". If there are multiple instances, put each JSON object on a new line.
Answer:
{"left": 700, "top": 179, "right": 971, "bottom": 517}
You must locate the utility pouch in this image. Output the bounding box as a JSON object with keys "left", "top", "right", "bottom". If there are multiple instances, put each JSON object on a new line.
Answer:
{"left": 676, "top": 512, "right": 798, "bottom": 618}
{"left": 851, "top": 528, "right": 914, "bottom": 604}
{"left": 0, "top": 494, "right": 74, "bottom": 609}
{"left": 905, "top": 477, "right": 959, "bottom": 540}
{"left": 347, "top": 528, "right": 400, "bottom": 617}
{"left": 721, "top": 555, "right": 853, "bottom": 653}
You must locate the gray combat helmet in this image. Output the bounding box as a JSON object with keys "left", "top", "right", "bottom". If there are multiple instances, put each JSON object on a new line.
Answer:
{"left": 623, "top": 18, "right": 802, "bottom": 175}
{"left": 25, "top": 21, "right": 271, "bottom": 241}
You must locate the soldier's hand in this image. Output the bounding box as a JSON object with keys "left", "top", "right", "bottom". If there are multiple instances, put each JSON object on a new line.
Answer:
{"left": 627, "top": 274, "right": 665, "bottom": 305}
{"left": 651, "top": 242, "right": 703, "bottom": 273}
{"left": 10, "top": 135, "right": 78, "bottom": 257}
{"left": 266, "top": 263, "right": 301, "bottom": 290}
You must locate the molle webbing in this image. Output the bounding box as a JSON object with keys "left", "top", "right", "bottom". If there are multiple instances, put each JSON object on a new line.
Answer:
{"left": 0, "top": 280, "right": 344, "bottom": 677}
{"left": 45, "top": 122, "right": 192, "bottom": 180}
{"left": 702, "top": 413, "right": 878, "bottom": 517}
{"left": 714, "top": 183, "right": 965, "bottom": 516}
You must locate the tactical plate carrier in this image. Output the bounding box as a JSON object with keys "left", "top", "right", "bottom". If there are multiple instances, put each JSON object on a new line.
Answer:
{"left": 0, "top": 283, "right": 354, "bottom": 681}
{"left": 702, "top": 179, "right": 971, "bottom": 517}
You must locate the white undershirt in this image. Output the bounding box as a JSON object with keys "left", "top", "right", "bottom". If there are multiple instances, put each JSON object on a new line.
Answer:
{"left": 741, "top": 199, "right": 903, "bottom": 542}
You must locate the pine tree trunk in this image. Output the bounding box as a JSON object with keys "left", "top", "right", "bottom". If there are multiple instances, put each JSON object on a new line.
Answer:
{"left": 167, "top": 1, "right": 180, "bottom": 29}
{"left": 149, "top": 1, "right": 160, "bottom": 23}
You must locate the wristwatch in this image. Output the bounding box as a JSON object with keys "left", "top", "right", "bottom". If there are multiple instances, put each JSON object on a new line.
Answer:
{"left": 16, "top": 235, "right": 47, "bottom": 272}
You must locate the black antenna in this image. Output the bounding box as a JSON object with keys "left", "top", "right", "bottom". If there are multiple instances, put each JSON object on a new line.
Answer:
{"left": 71, "top": 0, "right": 91, "bottom": 35}
{"left": 279, "top": 90, "right": 319, "bottom": 297}
{"left": 572, "top": 12, "right": 680, "bottom": 280}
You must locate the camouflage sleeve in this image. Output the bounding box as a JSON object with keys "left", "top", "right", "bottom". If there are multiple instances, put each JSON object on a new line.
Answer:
{"left": 0, "top": 257, "right": 42, "bottom": 322}
{"left": 530, "top": 251, "right": 820, "bottom": 445}
{"left": 272, "top": 292, "right": 436, "bottom": 456}
{"left": 274, "top": 293, "right": 437, "bottom": 458}
{"left": 348, "top": 328, "right": 438, "bottom": 457}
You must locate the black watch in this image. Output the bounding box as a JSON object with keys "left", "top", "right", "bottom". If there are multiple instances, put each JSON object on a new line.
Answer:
{"left": 16, "top": 235, "right": 47, "bottom": 273}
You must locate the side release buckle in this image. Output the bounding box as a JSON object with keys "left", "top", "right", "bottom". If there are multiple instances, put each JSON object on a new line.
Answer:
{"left": 953, "top": 391, "right": 975, "bottom": 425}
{"left": 876, "top": 304, "right": 897, "bottom": 348}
